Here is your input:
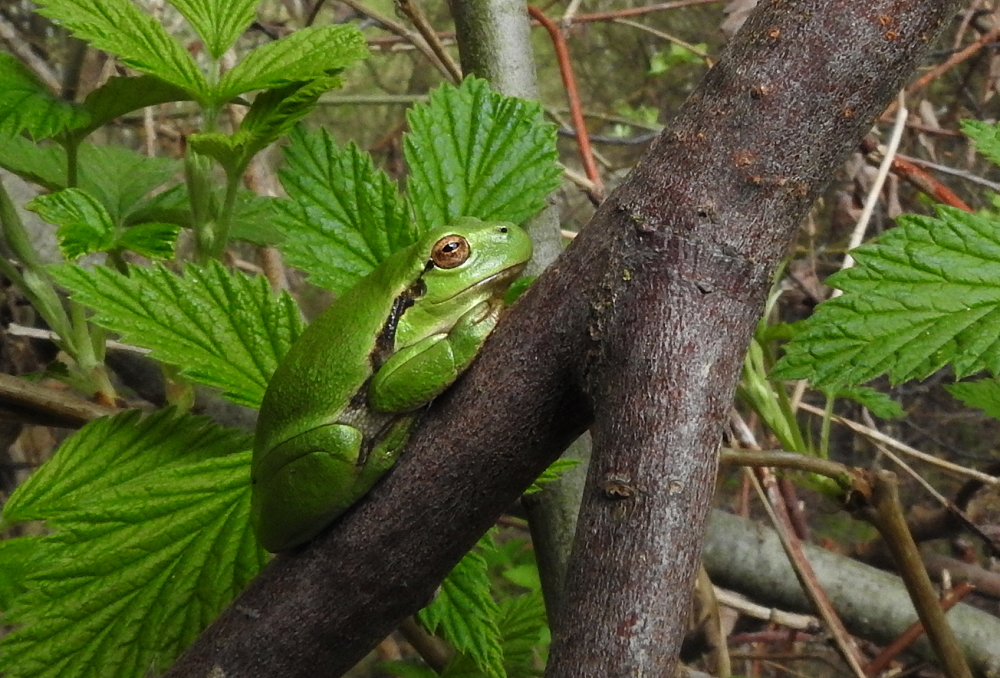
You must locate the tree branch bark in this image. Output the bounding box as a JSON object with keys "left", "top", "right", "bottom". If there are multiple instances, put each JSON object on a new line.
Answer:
{"left": 164, "top": 2, "right": 960, "bottom": 676}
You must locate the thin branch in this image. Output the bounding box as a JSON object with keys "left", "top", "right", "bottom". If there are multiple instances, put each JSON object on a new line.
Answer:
{"left": 527, "top": 5, "right": 604, "bottom": 199}
{"left": 395, "top": 0, "right": 462, "bottom": 83}
{"left": 796, "top": 402, "right": 1000, "bottom": 487}
{"left": 862, "top": 471, "right": 973, "bottom": 678}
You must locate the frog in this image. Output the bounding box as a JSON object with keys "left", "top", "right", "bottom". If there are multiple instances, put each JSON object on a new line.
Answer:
{"left": 251, "top": 217, "right": 533, "bottom": 552}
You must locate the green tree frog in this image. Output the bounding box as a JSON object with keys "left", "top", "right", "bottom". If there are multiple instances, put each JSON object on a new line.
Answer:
{"left": 251, "top": 217, "right": 533, "bottom": 552}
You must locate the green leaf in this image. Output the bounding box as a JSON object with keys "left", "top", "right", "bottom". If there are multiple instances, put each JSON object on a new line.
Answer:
{"left": 166, "top": 0, "right": 258, "bottom": 60}
{"left": 49, "top": 262, "right": 304, "bottom": 407}
{"left": 34, "top": 0, "right": 208, "bottom": 99}
{"left": 442, "top": 592, "right": 548, "bottom": 678}
{"left": 0, "top": 135, "right": 66, "bottom": 190}
{"left": 0, "top": 54, "right": 90, "bottom": 138}
{"left": 27, "top": 188, "right": 115, "bottom": 260}
{"left": 118, "top": 222, "right": 181, "bottom": 260}
{"left": 772, "top": 207, "right": 1000, "bottom": 387}
{"left": 0, "top": 537, "right": 40, "bottom": 612}
{"left": 2, "top": 409, "right": 246, "bottom": 524}
{"left": 947, "top": 378, "right": 1000, "bottom": 420}
{"left": 961, "top": 119, "right": 1000, "bottom": 168}
{"left": 0, "top": 411, "right": 266, "bottom": 678}
{"left": 76, "top": 145, "right": 182, "bottom": 224}
{"left": 524, "top": 458, "right": 580, "bottom": 495}
{"left": 405, "top": 77, "right": 561, "bottom": 229}
{"left": 78, "top": 75, "right": 194, "bottom": 137}
{"left": 275, "top": 126, "right": 415, "bottom": 294}
{"left": 191, "top": 76, "right": 345, "bottom": 178}
{"left": 216, "top": 24, "right": 368, "bottom": 102}
{"left": 419, "top": 542, "right": 504, "bottom": 678}
{"left": 833, "top": 386, "right": 905, "bottom": 419}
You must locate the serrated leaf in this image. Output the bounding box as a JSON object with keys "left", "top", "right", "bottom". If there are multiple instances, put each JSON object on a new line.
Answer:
{"left": 442, "top": 592, "right": 547, "bottom": 678}
{"left": 3, "top": 409, "right": 247, "bottom": 525}
{"left": 0, "top": 134, "right": 66, "bottom": 190}
{"left": 419, "top": 544, "right": 504, "bottom": 678}
{"left": 78, "top": 75, "right": 194, "bottom": 137}
{"left": 190, "top": 77, "right": 343, "bottom": 177}
{"left": 118, "top": 222, "right": 180, "bottom": 259}
{"left": 405, "top": 77, "right": 561, "bottom": 230}
{"left": 166, "top": 0, "right": 258, "bottom": 60}
{"left": 0, "top": 411, "right": 265, "bottom": 678}
{"left": 76, "top": 145, "right": 182, "bottom": 224}
{"left": 27, "top": 187, "right": 115, "bottom": 260}
{"left": 773, "top": 207, "right": 1000, "bottom": 387}
{"left": 34, "top": 0, "right": 208, "bottom": 99}
{"left": 947, "top": 378, "right": 1000, "bottom": 420}
{"left": 0, "top": 537, "right": 41, "bottom": 611}
{"left": 834, "top": 386, "right": 905, "bottom": 419}
{"left": 275, "top": 126, "right": 414, "bottom": 294}
{"left": 49, "top": 262, "right": 303, "bottom": 407}
{"left": 216, "top": 24, "right": 367, "bottom": 102}
{"left": 962, "top": 120, "right": 1000, "bottom": 168}
{"left": 0, "top": 54, "right": 90, "bottom": 138}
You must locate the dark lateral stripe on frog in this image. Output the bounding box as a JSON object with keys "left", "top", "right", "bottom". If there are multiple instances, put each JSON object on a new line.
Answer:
{"left": 370, "top": 278, "right": 426, "bottom": 370}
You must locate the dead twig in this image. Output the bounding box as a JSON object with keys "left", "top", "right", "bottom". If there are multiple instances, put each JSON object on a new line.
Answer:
{"left": 861, "top": 471, "right": 973, "bottom": 678}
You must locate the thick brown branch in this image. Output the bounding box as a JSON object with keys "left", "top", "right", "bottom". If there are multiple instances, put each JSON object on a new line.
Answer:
{"left": 164, "top": 2, "right": 960, "bottom": 677}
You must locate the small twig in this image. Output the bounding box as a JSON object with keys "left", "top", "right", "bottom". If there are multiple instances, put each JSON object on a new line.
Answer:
{"left": 893, "top": 152, "right": 1000, "bottom": 195}
{"left": 395, "top": 0, "right": 462, "bottom": 83}
{"left": 729, "top": 413, "right": 868, "bottom": 677}
{"left": 527, "top": 6, "right": 604, "bottom": 199}
{"left": 885, "top": 23, "right": 1000, "bottom": 114}
{"left": 797, "top": 402, "right": 1000, "bottom": 487}
{"left": 835, "top": 90, "right": 907, "bottom": 293}
{"left": 0, "top": 372, "right": 117, "bottom": 428}
{"left": 748, "top": 467, "right": 869, "bottom": 678}
{"left": 336, "top": 0, "right": 454, "bottom": 81}
{"left": 859, "top": 140, "right": 973, "bottom": 211}
{"left": 397, "top": 617, "right": 451, "bottom": 672}
{"left": 862, "top": 471, "right": 973, "bottom": 678}
{"left": 612, "top": 18, "right": 711, "bottom": 61}
{"left": 862, "top": 582, "right": 975, "bottom": 677}
{"left": 714, "top": 588, "right": 822, "bottom": 632}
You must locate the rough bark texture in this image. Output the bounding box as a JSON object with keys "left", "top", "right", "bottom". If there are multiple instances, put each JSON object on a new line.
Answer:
{"left": 546, "top": 2, "right": 957, "bottom": 675}
{"left": 164, "top": 2, "right": 959, "bottom": 677}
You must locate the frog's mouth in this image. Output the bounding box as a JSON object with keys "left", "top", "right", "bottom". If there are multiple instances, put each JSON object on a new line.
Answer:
{"left": 436, "top": 261, "right": 527, "bottom": 303}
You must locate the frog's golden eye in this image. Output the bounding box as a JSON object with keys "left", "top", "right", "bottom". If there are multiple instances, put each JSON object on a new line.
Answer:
{"left": 431, "top": 235, "right": 470, "bottom": 269}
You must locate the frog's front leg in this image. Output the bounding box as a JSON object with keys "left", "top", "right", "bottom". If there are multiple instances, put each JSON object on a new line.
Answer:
{"left": 369, "top": 300, "right": 503, "bottom": 413}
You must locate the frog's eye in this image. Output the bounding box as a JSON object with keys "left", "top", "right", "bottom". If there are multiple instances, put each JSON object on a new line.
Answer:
{"left": 431, "top": 235, "right": 470, "bottom": 269}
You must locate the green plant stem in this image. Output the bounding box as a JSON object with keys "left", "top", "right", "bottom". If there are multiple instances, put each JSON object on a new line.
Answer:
{"left": 863, "top": 471, "right": 973, "bottom": 678}
{"left": 65, "top": 138, "right": 79, "bottom": 187}
{"left": 69, "top": 299, "right": 115, "bottom": 402}
{"left": 819, "top": 392, "right": 835, "bottom": 459}
{"left": 0, "top": 176, "right": 73, "bottom": 343}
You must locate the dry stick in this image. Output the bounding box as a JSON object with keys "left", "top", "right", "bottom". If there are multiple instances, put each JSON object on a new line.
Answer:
{"left": 336, "top": 0, "right": 454, "bottom": 81}
{"left": 835, "top": 90, "right": 907, "bottom": 290}
{"left": 0, "top": 372, "right": 116, "bottom": 428}
{"left": 796, "top": 402, "right": 1000, "bottom": 487}
{"left": 729, "top": 414, "right": 868, "bottom": 677}
{"left": 747, "top": 468, "right": 869, "bottom": 678}
{"left": 884, "top": 23, "right": 1000, "bottom": 116}
{"left": 395, "top": 0, "right": 462, "bottom": 84}
{"left": 862, "top": 582, "right": 976, "bottom": 677}
{"left": 527, "top": 6, "right": 604, "bottom": 199}
{"left": 864, "top": 471, "right": 974, "bottom": 678}
{"left": 860, "top": 139, "right": 974, "bottom": 211}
